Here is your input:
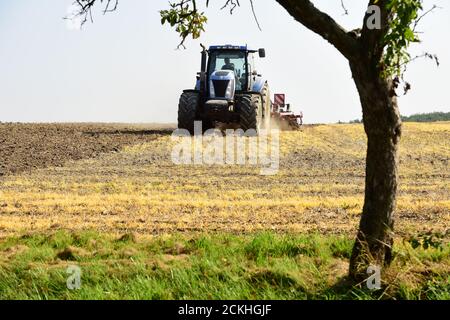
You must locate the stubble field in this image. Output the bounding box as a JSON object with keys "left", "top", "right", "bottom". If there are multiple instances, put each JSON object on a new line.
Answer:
{"left": 0, "top": 122, "right": 448, "bottom": 237}
{"left": 0, "top": 122, "right": 448, "bottom": 299}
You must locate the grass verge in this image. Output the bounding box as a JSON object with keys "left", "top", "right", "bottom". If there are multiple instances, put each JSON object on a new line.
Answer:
{"left": 0, "top": 231, "right": 448, "bottom": 300}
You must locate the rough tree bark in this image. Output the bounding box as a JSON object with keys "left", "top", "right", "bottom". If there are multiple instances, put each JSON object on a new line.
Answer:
{"left": 348, "top": 53, "right": 401, "bottom": 279}
{"left": 276, "top": 0, "right": 402, "bottom": 279}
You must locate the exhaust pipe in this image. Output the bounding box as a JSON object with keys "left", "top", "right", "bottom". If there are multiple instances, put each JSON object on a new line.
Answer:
{"left": 198, "top": 44, "right": 207, "bottom": 94}
{"left": 200, "top": 43, "right": 207, "bottom": 73}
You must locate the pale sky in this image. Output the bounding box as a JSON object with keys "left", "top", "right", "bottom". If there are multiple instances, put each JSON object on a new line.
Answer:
{"left": 0, "top": 0, "right": 448, "bottom": 124}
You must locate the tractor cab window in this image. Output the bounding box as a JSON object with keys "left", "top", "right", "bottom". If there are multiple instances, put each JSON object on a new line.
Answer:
{"left": 208, "top": 51, "right": 247, "bottom": 91}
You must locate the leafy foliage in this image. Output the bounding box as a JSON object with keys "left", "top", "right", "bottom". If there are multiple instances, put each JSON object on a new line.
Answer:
{"left": 160, "top": 1, "right": 208, "bottom": 48}
{"left": 159, "top": 0, "right": 244, "bottom": 48}
{"left": 381, "top": 0, "right": 438, "bottom": 78}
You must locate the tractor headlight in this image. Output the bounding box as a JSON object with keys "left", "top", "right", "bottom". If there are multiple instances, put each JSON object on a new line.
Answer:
{"left": 225, "top": 81, "right": 232, "bottom": 99}
{"left": 224, "top": 78, "right": 235, "bottom": 100}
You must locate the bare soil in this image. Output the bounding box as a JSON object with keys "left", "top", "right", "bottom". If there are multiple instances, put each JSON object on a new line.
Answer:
{"left": 0, "top": 123, "right": 173, "bottom": 176}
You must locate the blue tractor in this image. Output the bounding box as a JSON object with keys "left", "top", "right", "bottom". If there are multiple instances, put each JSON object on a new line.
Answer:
{"left": 178, "top": 44, "right": 271, "bottom": 134}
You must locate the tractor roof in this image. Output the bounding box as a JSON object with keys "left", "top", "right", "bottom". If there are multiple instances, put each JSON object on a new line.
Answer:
{"left": 208, "top": 45, "right": 257, "bottom": 53}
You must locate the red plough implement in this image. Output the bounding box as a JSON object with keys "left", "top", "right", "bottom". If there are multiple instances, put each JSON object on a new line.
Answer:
{"left": 271, "top": 94, "right": 303, "bottom": 130}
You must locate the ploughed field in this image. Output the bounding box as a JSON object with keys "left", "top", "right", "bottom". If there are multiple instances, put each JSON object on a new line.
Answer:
{"left": 0, "top": 122, "right": 448, "bottom": 237}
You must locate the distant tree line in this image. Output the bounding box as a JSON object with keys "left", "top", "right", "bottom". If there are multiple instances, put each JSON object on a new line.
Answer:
{"left": 401, "top": 111, "right": 450, "bottom": 122}
{"left": 347, "top": 111, "right": 450, "bottom": 124}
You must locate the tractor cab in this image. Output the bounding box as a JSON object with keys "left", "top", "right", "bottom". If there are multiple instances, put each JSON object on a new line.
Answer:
{"left": 196, "top": 45, "right": 266, "bottom": 100}
{"left": 207, "top": 49, "right": 246, "bottom": 92}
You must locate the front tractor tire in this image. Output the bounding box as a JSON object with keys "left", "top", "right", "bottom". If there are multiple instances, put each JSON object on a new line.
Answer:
{"left": 178, "top": 91, "right": 199, "bottom": 135}
{"left": 178, "top": 91, "right": 214, "bottom": 135}
{"left": 238, "top": 94, "right": 262, "bottom": 133}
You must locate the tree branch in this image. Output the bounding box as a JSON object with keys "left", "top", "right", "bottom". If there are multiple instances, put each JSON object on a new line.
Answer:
{"left": 340, "top": 0, "right": 349, "bottom": 15}
{"left": 275, "top": 0, "right": 357, "bottom": 60}
{"left": 360, "top": 0, "right": 392, "bottom": 63}
{"left": 103, "top": 0, "right": 118, "bottom": 15}
{"left": 249, "top": 0, "right": 262, "bottom": 31}
{"left": 413, "top": 4, "right": 440, "bottom": 32}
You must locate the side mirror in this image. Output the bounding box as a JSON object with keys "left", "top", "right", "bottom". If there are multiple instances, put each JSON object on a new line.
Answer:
{"left": 258, "top": 48, "right": 266, "bottom": 58}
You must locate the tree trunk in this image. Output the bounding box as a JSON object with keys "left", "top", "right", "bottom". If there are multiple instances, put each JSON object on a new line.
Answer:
{"left": 348, "top": 55, "right": 402, "bottom": 280}
{"left": 274, "top": 0, "right": 402, "bottom": 282}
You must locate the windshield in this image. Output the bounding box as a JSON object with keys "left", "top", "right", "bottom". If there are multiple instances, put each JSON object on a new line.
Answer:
{"left": 208, "top": 50, "right": 247, "bottom": 91}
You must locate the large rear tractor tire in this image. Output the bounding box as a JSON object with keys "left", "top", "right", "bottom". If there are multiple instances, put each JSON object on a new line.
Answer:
{"left": 238, "top": 94, "right": 262, "bottom": 133}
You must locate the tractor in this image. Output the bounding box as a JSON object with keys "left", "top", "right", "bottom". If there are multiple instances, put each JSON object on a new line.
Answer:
{"left": 178, "top": 44, "right": 271, "bottom": 134}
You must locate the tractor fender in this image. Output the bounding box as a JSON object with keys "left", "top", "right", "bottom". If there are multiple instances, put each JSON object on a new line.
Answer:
{"left": 195, "top": 79, "right": 201, "bottom": 91}
{"left": 251, "top": 77, "right": 266, "bottom": 93}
